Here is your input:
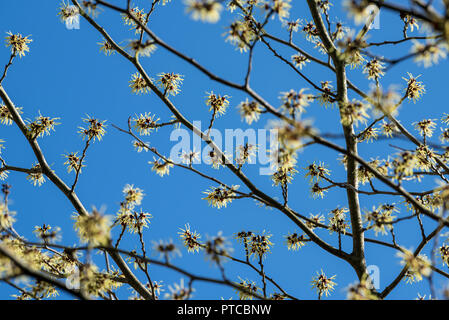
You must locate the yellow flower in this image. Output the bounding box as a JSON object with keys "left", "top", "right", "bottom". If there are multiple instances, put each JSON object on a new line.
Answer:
{"left": 58, "top": 1, "right": 79, "bottom": 26}
{"left": 328, "top": 207, "right": 349, "bottom": 234}
{"left": 398, "top": 249, "right": 432, "bottom": 283}
{"left": 0, "top": 104, "right": 22, "bottom": 125}
{"left": 98, "top": 39, "right": 115, "bottom": 56}
{"left": 5, "top": 31, "right": 32, "bottom": 57}
{"left": 0, "top": 202, "right": 16, "bottom": 229}
{"left": 247, "top": 231, "right": 273, "bottom": 259}
{"left": 304, "top": 161, "right": 331, "bottom": 183}
{"left": 363, "top": 58, "right": 385, "bottom": 81}
{"left": 364, "top": 204, "right": 396, "bottom": 236}
{"left": 165, "top": 278, "right": 193, "bottom": 300}
{"left": 178, "top": 223, "right": 201, "bottom": 253}
{"left": 78, "top": 265, "right": 122, "bottom": 297}
{"left": 440, "top": 244, "right": 449, "bottom": 267}
{"left": 311, "top": 270, "right": 337, "bottom": 298}
{"left": 413, "top": 119, "right": 436, "bottom": 137}
{"left": 403, "top": 73, "right": 425, "bottom": 102}
{"left": 347, "top": 274, "right": 379, "bottom": 300}
{"left": 224, "top": 19, "right": 255, "bottom": 52}
{"left": 78, "top": 116, "right": 106, "bottom": 141}
{"left": 133, "top": 112, "right": 160, "bottom": 136}
{"left": 26, "top": 114, "right": 60, "bottom": 139}
{"left": 26, "top": 163, "right": 45, "bottom": 187}
{"left": 285, "top": 232, "right": 307, "bottom": 251}
{"left": 157, "top": 72, "right": 184, "bottom": 96}
{"left": 280, "top": 89, "right": 314, "bottom": 115}
{"left": 272, "top": 0, "right": 291, "bottom": 21}
{"left": 128, "top": 40, "right": 157, "bottom": 57}
{"left": 63, "top": 152, "right": 83, "bottom": 173}
{"left": 340, "top": 99, "right": 370, "bottom": 127}
{"left": 206, "top": 91, "right": 230, "bottom": 116}
{"left": 129, "top": 73, "right": 151, "bottom": 95}
{"left": 238, "top": 99, "right": 262, "bottom": 124}
{"left": 122, "top": 184, "right": 145, "bottom": 207}
{"left": 236, "top": 277, "right": 259, "bottom": 300}
{"left": 150, "top": 158, "right": 174, "bottom": 177}
{"left": 33, "top": 224, "right": 61, "bottom": 243}
{"left": 186, "top": 0, "right": 223, "bottom": 23}
{"left": 291, "top": 54, "right": 309, "bottom": 69}
{"left": 121, "top": 6, "right": 147, "bottom": 34}
{"left": 73, "top": 209, "right": 111, "bottom": 246}
{"left": 202, "top": 185, "right": 239, "bottom": 209}
{"left": 412, "top": 41, "right": 447, "bottom": 68}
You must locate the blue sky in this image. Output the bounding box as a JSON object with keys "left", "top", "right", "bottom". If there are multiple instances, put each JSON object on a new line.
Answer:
{"left": 0, "top": 0, "right": 448, "bottom": 299}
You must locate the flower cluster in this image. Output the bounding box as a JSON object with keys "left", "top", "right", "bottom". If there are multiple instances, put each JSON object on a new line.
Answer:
{"left": 280, "top": 89, "right": 314, "bottom": 116}
{"left": 204, "top": 232, "right": 233, "bottom": 262}
{"left": 440, "top": 244, "right": 449, "bottom": 267}
{"left": 0, "top": 104, "right": 22, "bottom": 125}
{"left": 124, "top": 184, "right": 144, "bottom": 206}
{"left": 133, "top": 112, "right": 160, "bottom": 136}
{"left": 317, "top": 81, "right": 334, "bottom": 107}
{"left": 225, "top": 18, "right": 256, "bottom": 52}
{"left": 403, "top": 73, "right": 425, "bottom": 102}
{"left": 63, "top": 152, "right": 83, "bottom": 174}
{"left": 344, "top": 0, "right": 372, "bottom": 25}
{"left": 114, "top": 184, "right": 152, "bottom": 234}
{"left": 238, "top": 99, "right": 262, "bottom": 124}
{"left": 73, "top": 209, "right": 111, "bottom": 246}
{"left": 203, "top": 185, "right": 239, "bottom": 209}
{"left": 235, "top": 230, "right": 273, "bottom": 260}
{"left": 150, "top": 158, "right": 174, "bottom": 177}
{"left": 26, "top": 164, "right": 45, "bottom": 187}
{"left": 153, "top": 239, "right": 180, "bottom": 260}
{"left": 205, "top": 91, "right": 230, "bottom": 116}
{"left": 311, "top": 270, "right": 337, "bottom": 298}
{"left": 58, "top": 1, "right": 79, "bottom": 27}
{"left": 285, "top": 232, "right": 307, "bottom": 251}
{"left": 157, "top": 72, "right": 184, "bottom": 96}
{"left": 77, "top": 265, "right": 122, "bottom": 297}
{"left": 272, "top": 0, "right": 291, "bottom": 21}
{"left": 78, "top": 116, "right": 106, "bottom": 141}
{"left": 122, "top": 6, "right": 147, "bottom": 34}
{"left": 0, "top": 202, "right": 16, "bottom": 230}
{"left": 291, "top": 53, "right": 309, "bottom": 70}
{"left": 178, "top": 224, "right": 201, "bottom": 253}
{"left": 412, "top": 41, "right": 447, "bottom": 68}
{"left": 165, "top": 278, "right": 193, "bottom": 300}
{"left": 236, "top": 278, "right": 259, "bottom": 300}
{"left": 413, "top": 119, "right": 436, "bottom": 137}
{"left": 33, "top": 224, "right": 61, "bottom": 244}
{"left": 235, "top": 143, "right": 257, "bottom": 167}
{"left": 186, "top": 0, "right": 223, "bottom": 23}
{"left": 304, "top": 162, "right": 331, "bottom": 183}
{"left": 363, "top": 58, "right": 385, "bottom": 82}
{"left": 98, "top": 39, "right": 115, "bottom": 56}
{"left": 5, "top": 32, "right": 32, "bottom": 57}
{"left": 340, "top": 99, "right": 370, "bottom": 127}
{"left": 328, "top": 207, "right": 349, "bottom": 234}
{"left": 398, "top": 250, "right": 432, "bottom": 283}
{"left": 364, "top": 204, "right": 397, "bottom": 236}
{"left": 129, "top": 72, "right": 152, "bottom": 95}
{"left": 346, "top": 275, "right": 378, "bottom": 300}
{"left": 338, "top": 35, "right": 366, "bottom": 69}
{"left": 128, "top": 40, "right": 157, "bottom": 58}
{"left": 26, "top": 114, "right": 60, "bottom": 139}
